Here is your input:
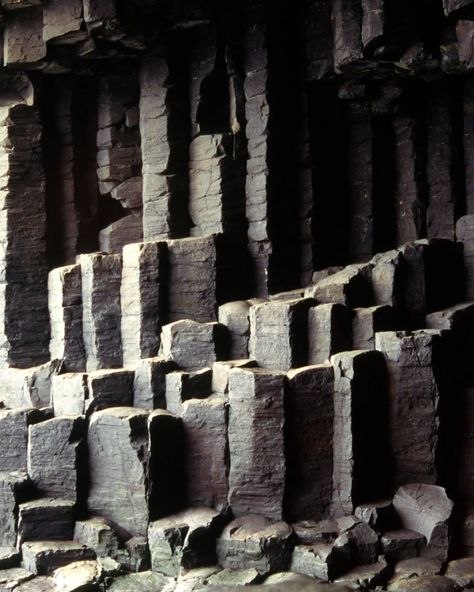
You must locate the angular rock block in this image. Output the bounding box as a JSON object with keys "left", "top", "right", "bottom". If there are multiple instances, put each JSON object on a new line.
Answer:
{"left": 285, "top": 364, "right": 334, "bottom": 521}
{"left": 212, "top": 360, "right": 257, "bottom": 395}
{"left": 330, "top": 350, "right": 389, "bottom": 515}
{"left": 18, "top": 499, "right": 75, "bottom": 546}
{"left": 4, "top": 7, "right": 46, "bottom": 66}
{"left": 0, "top": 408, "right": 43, "bottom": 472}
{"left": 28, "top": 416, "right": 85, "bottom": 503}
{"left": 159, "top": 320, "right": 227, "bottom": 370}
{"left": 445, "top": 557, "right": 474, "bottom": 588}
{"left": 334, "top": 560, "right": 389, "bottom": 589}
{"left": 165, "top": 368, "right": 212, "bottom": 416}
{"left": 352, "top": 305, "right": 396, "bottom": 349}
{"left": 371, "top": 250, "right": 403, "bottom": 309}
{"left": 123, "top": 536, "right": 150, "bottom": 572}
{"left": 216, "top": 516, "right": 293, "bottom": 576}
{"left": 228, "top": 368, "right": 286, "bottom": 520}
{"left": 308, "top": 303, "right": 352, "bottom": 364}
{"left": 133, "top": 357, "right": 175, "bottom": 410}
{"left": 73, "top": 518, "right": 120, "bottom": 559}
{"left": 22, "top": 541, "right": 96, "bottom": 575}
{"left": 354, "top": 500, "right": 395, "bottom": 531}
{"left": 42, "top": 0, "right": 84, "bottom": 43}
{"left": 51, "top": 373, "right": 88, "bottom": 417}
{"left": 107, "top": 571, "right": 172, "bottom": 591}
{"left": 99, "top": 216, "right": 143, "bottom": 256}
{"left": 249, "top": 299, "right": 314, "bottom": 371}
{"left": 291, "top": 541, "right": 350, "bottom": 581}
{"left": 381, "top": 529, "right": 426, "bottom": 563}
{"left": 393, "top": 484, "right": 453, "bottom": 562}
{"left": 48, "top": 264, "right": 86, "bottom": 373}
{"left": 79, "top": 253, "right": 123, "bottom": 371}
{"left": 86, "top": 369, "right": 134, "bottom": 413}
{"left": 182, "top": 395, "right": 228, "bottom": 511}
{"left": 305, "top": 263, "right": 373, "bottom": 307}
{"left": 121, "top": 241, "right": 164, "bottom": 367}
{"left": 165, "top": 236, "right": 217, "bottom": 323}
{"left": 0, "top": 471, "right": 29, "bottom": 547}
{"left": 148, "top": 508, "right": 225, "bottom": 576}
{"left": 218, "top": 301, "right": 253, "bottom": 359}
{"left": 88, "top": 408, "right": 150, "bottom": 537}
{"left": 376, "top": 330, "right": 442, "bottom": 485}
{"left": 0, "top": 361, "right": 62, "bottom": 409}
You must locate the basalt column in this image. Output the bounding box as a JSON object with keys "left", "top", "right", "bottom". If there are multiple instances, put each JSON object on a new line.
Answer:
{"left": 0, "top": 100, "right": 50, "bottom": 368}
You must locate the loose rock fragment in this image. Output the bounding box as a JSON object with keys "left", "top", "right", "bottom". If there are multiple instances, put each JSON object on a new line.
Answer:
{"left": 52, "top": 560, "right": 102, "bottom": 592}
{"left": 22, "top": 541, "right": 96, "bottom": 575}
{"left": 73, "top": 517, "right": 120, "bottom": 559}
{"left": 217, "top": 515, "right": 293, "bottom": 576}
{"left": 148, "top": 508, "right": 225, "bottom": 576}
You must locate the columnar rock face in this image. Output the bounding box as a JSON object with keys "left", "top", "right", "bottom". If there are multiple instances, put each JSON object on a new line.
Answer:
{"left": 28, "top": 416, "right": 85, "bottom": 502}
{"left": 228, "top": 368, "right": 286, "bottom": 520}
{"left": 165, "top": 236, "right": 217, "bottom": 323}
{"left": 48, "top": 264, "right": 85, "bottom": 372}
{"left": 79, "top": 253, "right": 122, "bottom": 371}
{"left": 285, "top": 364, "right": 334, "bottom": 521}
{"left": 51, "top": 373, "right": 88, "bottom": 417}
{"left": 330, "top": 350, "right": 389, "bottom": 515}
{"left": 182, "top": 395, "right": 228, "bottom": 511}
{"left": 249, "top": 299, "right": 313, "bottom": 371}
{"left": 376, "top": 331, "right": 442, "bottom": 487}
{"left": 0, "top": 471, "right": 29, "bottom": 547}
{"left": 133, "top": 358, "right": 175, "bottom": 410}
{"left": 0, "top": 104, "right": 49, "bottom": 369}
{"left": 121, "top": 241, "right": 163, "bottom": 367}
{"left": 308, "top": 304, "right": 352, "bottom": 364}
{"left": 87, "top": 408, "right": 150, "bottom": 537}
{"left": 0, "top": 408, "right": 40, "bottom": 473}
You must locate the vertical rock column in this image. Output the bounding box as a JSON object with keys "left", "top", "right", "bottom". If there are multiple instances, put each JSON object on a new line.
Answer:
{"left": 243, "top": 4, "right": 273, "bottom": 296}
{"left": 48, "top": 264, "right": 86, "bottom": 372}
{"left": 0, "top": 103, "right": 50, "bottom": 368}
{"left": 330, "top": 349, "right": 389, "bottom": 515}
{"left": 79, "top": 253, "right": 122, "bottom": 371}
{"left": 375, "top": 330, "right": 442, "bottom": 487}
{"left": 464, "top": 78, "right": 474, "bottom": 215}
{"left": 228, "top": 367, "right": 286, "bottom": 520}
{"left": 392, "top": 112, "right": 426, "bottom": 245}
{"left": 140, "top": 52, "right": 189, "bottom": 240}
{"left": 121, "top": 241, "right": 163, "bottom": 367}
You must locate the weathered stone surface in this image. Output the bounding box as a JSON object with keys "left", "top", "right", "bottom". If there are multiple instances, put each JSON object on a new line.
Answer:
{"left": 48, "top": 264, "right": 85, "bottom": 373}
{"left": 0, "top": 361, "right": 62, "bottom": 409}
{"left": 334, "top": 559, "right": 389, "bottom": 589}
{"left": 148, "top": 508, "right": 225, "bottom": 576}
{"left": 285, "top": 364, "right": 334, "bottom": 521}
{"left": 133, "top": 357, "right": 175, "bottom": 410}
{"left": 392, "top": 557, "right": 443, "bottom": 580}
{"left": 0, "top": 408, "right": 42, "bottom": 472}
{"left": 79, "top": 253, "right": 123, "bottom": 371}
{"left": 354, "top": 500, "right": 394, "bottom": 531}
{"left": 249, "top": 299, "right": 313, "bottom": 372}
{"left": 107, "top": 570, "right": 172, "bottom": 592}
{"left": 17, "top": 499, "right": 75, "bottom": 546}
{"left": 123, "top": 536, "right": 150, "bottom": 572}
{"left": 182, "top": 395, "right": 228, "bottom": 511}
{"left": 388, "top": 575, "right": 457, "bottom": 592}
{"left": 88, "top": 408, "right": 150, "bottom": 537}
{"left": 307, "top": 304, "right": 352, "bottom": 364}
{"left": 217, "top": 515, "right": 293, "bottom": 576}
{"left": 0, "top": 546, "right": 20, "bottom": 569}
{"left": 4, "top": 7, "right": 46, "bottom": 66}
{"left": 371, "top": 250, "right": 404, "bottom": 309}
{"left": 51, "top": 373, "right": 88, "bottom": 417}
{"left": 0, "top": 471, "right": 29, "bottom": 547}
{"left": 392, "top": 484, "right": 453, "bottom": 562}
{"left": 0, "top": 568, "right": 34, "bottom": 589}
{"left": 73, "top": 517, "right": 120, "bottom": 559}
{"left": 121, "top": 241, "right": 163, "bottom": 367}
{"left": 159, "top": 320, "right": 227, "bottom": 370}
{"left": 445, "top": 557, "right": 474, "bottom": 588}
{"left": 43, "top": 0, "right": 84, "bottom": 43}
{"left": 167, "top": 565, "right": 221, "bottom": 592}
{"left": 352, "top": 305, "right": 396, "bottom": 349}
{"left": 28, "top": 416, "right": 85, "bottom": 502}
{"left": 165, "top": 237, "right": 217, "bottom": 323}
{"left": 228, "top": 368, "right": 286, "bottom": 520}
{"left": 99, "top": 216, "right": 144, "bottom": 256}
{"left": 330, "top": 350, "right": 389, "bottom": 515}
{"left": 86, "top": 369, "right": 134, "bottom": 413}
{"left": 375, "top": 331, "right": 442, "bottom": 485}
{"left": 208, "top": 567, "right": 260, "bottom": 586}
{"left": 290, "top": 541, "right": 351, "bottom": 581}
{"left": 22, "top": 541, "right": 96, "bottom": 575}
{"left": 52, "top": 560, "right": 102, "bottom": 592}
{"left": 218, "top": 301, "right": 253, "bottom": 360}
{"left": 165, "top": 368, "right": 212, "bottom": 416}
